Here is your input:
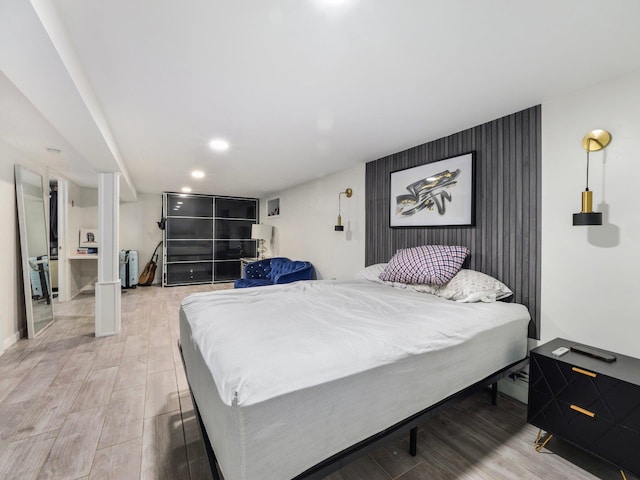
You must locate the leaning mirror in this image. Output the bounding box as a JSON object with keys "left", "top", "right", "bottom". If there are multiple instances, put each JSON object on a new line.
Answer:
{"left": 15, "top": 165, "right": 54, "bottom": 338}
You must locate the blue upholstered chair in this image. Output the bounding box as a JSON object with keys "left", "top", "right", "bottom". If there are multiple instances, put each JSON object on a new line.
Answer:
{"left": 234, "top": 257, "right": 314, "bottom": 288}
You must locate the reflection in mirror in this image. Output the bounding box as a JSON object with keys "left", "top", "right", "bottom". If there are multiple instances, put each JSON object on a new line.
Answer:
{"left": 15, "top": 165, "right": 54, "bottom": 338}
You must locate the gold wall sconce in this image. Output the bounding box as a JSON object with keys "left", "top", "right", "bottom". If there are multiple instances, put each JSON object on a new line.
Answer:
{"left": 573, "top": 129, "right": 611, "bottom": 226}
{"left": 335, "top": 188, "right": 353, "bottom": 231}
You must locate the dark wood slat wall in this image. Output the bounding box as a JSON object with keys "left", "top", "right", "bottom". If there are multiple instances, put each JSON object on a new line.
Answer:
{"left": 365, "top": 106, "right": 541, "bottom": 338}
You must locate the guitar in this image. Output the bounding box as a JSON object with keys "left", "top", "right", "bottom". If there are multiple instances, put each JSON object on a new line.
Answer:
{"left": 138, "top": 241, "right": 162, "bottom": 286}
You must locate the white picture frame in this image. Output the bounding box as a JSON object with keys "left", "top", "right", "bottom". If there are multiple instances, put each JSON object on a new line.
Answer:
{"left": 390, "top": 152, "right": 475, "bottom": 227}
{"left": 79, "top": 228, "right": 99, "bottom": 247}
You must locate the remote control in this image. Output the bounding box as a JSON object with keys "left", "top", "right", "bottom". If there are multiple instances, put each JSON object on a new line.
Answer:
{"left": 570, "top": 344, "right": 616, "bottom": 362}
{"left": 551, "top": 346, "right": 569, "bottom": 357}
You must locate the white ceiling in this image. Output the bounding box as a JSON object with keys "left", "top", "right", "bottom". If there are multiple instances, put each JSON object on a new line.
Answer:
{"left": 2, "top": 0, "right": 640, "bottom": 200}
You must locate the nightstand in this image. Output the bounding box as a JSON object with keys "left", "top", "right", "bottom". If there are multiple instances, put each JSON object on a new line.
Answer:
{"left": 528, "top": 338, "right": 640, "bottom": 478}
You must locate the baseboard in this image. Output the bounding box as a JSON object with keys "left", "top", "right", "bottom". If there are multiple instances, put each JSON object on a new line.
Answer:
{"left": 2, "top": 328, "right": 25, "bottom": 352}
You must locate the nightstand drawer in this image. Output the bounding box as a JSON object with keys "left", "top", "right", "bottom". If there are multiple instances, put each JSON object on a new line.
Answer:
{"left": 528, "top": 388, "right": 613, "bottom": 448}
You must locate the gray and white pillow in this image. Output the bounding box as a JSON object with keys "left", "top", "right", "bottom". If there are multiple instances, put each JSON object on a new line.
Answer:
{"left": 435, "top": 269, "right": 512, "bottom": 303}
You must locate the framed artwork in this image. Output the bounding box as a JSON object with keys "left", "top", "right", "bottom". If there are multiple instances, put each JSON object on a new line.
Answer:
{"left": 267, "top": 197, "right": 280, "bottom": 217}
{"left": 390, "top": 152, "right": 475, "bottom": 227}
{"left": 79, "top": 228, "right": 99, "bottom": 247}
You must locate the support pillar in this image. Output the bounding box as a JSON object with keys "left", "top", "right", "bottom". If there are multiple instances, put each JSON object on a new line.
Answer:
{"left": 95, "top": 172, "right": 121, "bottom": 337}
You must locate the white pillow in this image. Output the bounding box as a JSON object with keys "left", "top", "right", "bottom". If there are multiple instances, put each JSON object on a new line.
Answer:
{"left": 435, "top": 269, "right": 512, "bottom": 303}
{"left": 405, "top": 283, "right": 439, "bottom": 295}
{"left": 355, "top": 263, "right": 388, "bottom": 282}
{"left": 355, "top": 263, "right": 438, "bottom": 294}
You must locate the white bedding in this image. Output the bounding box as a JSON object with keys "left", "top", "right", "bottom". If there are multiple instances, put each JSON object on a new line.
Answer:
{"left": 180, "top": 279, "right": 530, "bottom": 480}
{"left": 181, "top": 280, "right": 529, "bottom": 407}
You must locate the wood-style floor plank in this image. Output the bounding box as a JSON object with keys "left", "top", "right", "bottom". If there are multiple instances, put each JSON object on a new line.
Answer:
{"left": 37, "top": 406, "right": 107, "bottom": 479}
{"left": 144, "top": 370, "right": 180, "bottom": 419}
{"left": 179, "top": 393, "right": 206, "bottom": 462}
{"left": 3, "top": 359, "right": 64, "bottom": 405}
{"left": 71, "top": 367, "right": 118, "bottom": 412}
{"left": 90, "top": 437, "right": 142, "bottom": 480}
{"left": 147, "top": 345, "right": 175, "bottom": 374}
{"left": 114, "top": 354, "right": 148, "bottom": 391}
{"left": 92, "top": 342, "right": 126, "bottom": 371}
{"left": 0, "top": 431, "right": 58, "bottom": 480}
{"left": 11, "top": 381, "right": 82, "bottom": 441}
{"left": 98, "top": 385, "right": 146, "bottom": 449}
{"left": 141, "top": 411, "right": 190, "bottom": 480}
{"left": 51, "top": 350, "right": 96, "bottom": 386}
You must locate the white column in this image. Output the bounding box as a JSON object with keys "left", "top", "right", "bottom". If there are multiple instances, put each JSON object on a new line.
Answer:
{"left": 95, "top": 172, "right": 121, "bottom": 337}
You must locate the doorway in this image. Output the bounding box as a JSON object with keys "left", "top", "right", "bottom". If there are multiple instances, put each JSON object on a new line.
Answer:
{"left": 49, "top": 174, "right": 68, "bottom": 302}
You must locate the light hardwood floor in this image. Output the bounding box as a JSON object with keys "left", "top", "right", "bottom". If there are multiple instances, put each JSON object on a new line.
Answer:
{"left": 0, "top": 284, "right": 635, "bottom": 480}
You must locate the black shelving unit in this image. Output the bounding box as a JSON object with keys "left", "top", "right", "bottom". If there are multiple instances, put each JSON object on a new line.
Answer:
{"left": 163, "top": 193, "right": 258, "bottom": 286}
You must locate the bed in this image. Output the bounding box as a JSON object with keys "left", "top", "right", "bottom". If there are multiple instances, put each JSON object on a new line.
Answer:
{"left": 179, "top": 277, "right": 530, "bottom": 480}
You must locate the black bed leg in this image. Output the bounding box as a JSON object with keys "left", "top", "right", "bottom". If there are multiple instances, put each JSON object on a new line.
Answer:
{"left": 409, "top": 427, "right": 418, "bottom": 456}
{"left": 491, "top": 382, "right": 498, "bottom": 406}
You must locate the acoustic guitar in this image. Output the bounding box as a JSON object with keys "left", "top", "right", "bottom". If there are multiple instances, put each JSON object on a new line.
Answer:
{"left": 138, "top": 241, "right": 162, "bottom": 286}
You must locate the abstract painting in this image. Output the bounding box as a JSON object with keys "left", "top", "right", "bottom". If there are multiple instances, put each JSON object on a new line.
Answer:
{"left": 390, "top": 152, "right": 475, "bottom": 227}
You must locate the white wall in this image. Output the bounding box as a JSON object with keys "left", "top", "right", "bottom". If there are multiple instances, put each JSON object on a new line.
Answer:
{"left": 0, "top": 141, "right": 48, "bottom": 353}
{"left": 119, "top": 193, "right": 164, "bottom": 283}
{"left": 261, "top": 163, "right": 366, "bottom": 280}
{"left": 541, "top": 70, "right": 640, "bottom": 358}
{"left": 71, "top": 189, "right": 163, "bottom": 287}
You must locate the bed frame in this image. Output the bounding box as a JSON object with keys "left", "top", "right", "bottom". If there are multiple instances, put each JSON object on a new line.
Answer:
{"left": 179, "top": 341, "right": 527, "bottom": 480}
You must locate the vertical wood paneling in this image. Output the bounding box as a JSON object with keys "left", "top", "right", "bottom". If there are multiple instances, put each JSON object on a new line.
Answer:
{"left": 365, "top": 106, "right": 541, "bottom": 338}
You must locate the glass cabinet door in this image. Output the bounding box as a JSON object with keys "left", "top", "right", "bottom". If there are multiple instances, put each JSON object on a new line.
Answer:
{"left": 167, "top": 195, "right": 213, "bottom": 217}
{"left": 214, "top": 219, "right": 254, "bottom": 239}
{"left": 215, "top": 198, "right": 256, "bottom": 219}
{"left": 166, "top": 218, "right": 214, "bottom": 239}
{"left": 165, "top": 240, "right": 213, "bottom": 262}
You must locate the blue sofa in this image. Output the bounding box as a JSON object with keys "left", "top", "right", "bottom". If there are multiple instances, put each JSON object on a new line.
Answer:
{"left": 234, "top": 257, "right": 314, "bottom": 288}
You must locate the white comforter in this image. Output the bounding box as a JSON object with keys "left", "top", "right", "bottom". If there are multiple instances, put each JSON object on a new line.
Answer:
{"left": 180, "top": 280, "right": 530, "bottom": 407}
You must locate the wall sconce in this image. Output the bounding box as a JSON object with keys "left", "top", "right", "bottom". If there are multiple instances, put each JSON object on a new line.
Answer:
{"left": 573, "top": 129, "right": 611, "bottom": 226}
{"left": 335, "top": 188, "right": 353, "bottom": 231}
{"left": 251, "top": 223, "right": 273, "bottom": 259}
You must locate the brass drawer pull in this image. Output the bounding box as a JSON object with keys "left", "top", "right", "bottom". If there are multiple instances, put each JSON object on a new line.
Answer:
{"left": 572, "top": 367, "right": 596, "bottom": 378}
{"left": 570, "top": 404, "right": 595, "bottom": 418}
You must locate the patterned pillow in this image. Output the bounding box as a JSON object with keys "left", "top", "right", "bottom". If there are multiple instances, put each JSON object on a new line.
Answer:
{"left": 435, "top": 269, "right": 513, "bottom": 303}
{"left": 379, "top": 245, "right": 469, "bottom": 285}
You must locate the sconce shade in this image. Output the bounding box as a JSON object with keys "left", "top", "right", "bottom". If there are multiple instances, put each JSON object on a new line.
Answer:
{"left": 251, "top": 223, "right": 272, "bottom": 240}
{"left": 573, "top": 212, "right": 602, "bottom": 226}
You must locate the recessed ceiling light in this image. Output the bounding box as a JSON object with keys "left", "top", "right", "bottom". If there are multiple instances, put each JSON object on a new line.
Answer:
{"left": 209, "top": 138, "right": 230, "bottom": 152}
{"left": 181, "top": 187, "right": 192, "bottom": 193}
{"left": 177, "top": 201, "right": 183, "bottom": 205}
{"left": 191, "top": 170, "right": 205, "bottom": 179}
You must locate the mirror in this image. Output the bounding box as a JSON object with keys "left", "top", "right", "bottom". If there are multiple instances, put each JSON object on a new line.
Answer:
{"left": 15, "top": 165, "right": 54, "bottom": 337}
